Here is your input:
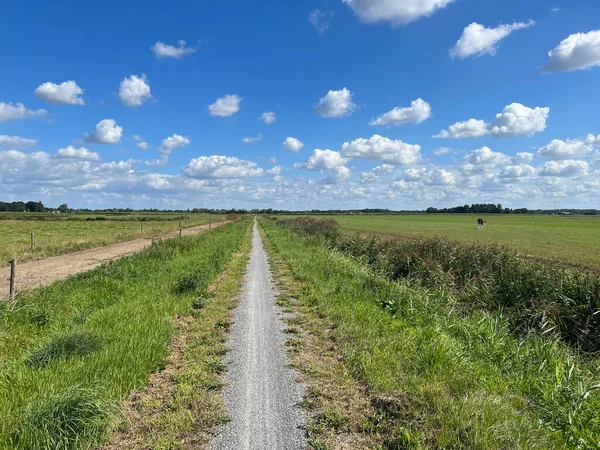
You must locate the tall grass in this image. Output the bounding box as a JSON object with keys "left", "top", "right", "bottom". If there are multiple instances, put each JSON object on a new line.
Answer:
{"left": 262, "top": 217, "right": 600, "bottom": 448}
{"left": 0, "top": 219, "right": 251, "bottom": 449}
{"left": 277, "top": 217, "right": 600, "bottom": 352}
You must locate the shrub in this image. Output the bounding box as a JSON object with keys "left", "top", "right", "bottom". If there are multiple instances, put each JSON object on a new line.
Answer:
{"left": 26, "top": 330, "right": 102, "bottom": 369}
{"left": 19, "top": 386, "right": 111, "bottom": 449}
{"left": 174, "top": 270, "right": 208, "bottom": 295}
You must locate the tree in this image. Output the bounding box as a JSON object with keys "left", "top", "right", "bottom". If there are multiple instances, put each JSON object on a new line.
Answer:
{"left": 58, "top": 203, "right": 71, "bottom": 213}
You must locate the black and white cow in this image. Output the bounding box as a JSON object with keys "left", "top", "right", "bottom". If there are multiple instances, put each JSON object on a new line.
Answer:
{"left": 477, "top": 218, "right": 486, "bottom": 229}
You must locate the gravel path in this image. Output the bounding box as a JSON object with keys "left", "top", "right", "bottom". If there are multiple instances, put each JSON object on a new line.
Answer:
{"left": 0, "top": 222, "right": 224, "bottom": 298}
{"left": 212, "top": 221, "right": 305, "bottom": 450}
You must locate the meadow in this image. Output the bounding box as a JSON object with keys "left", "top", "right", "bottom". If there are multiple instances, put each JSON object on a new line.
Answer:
{"left": 260, "top": 217, "right": 600, "bottom": 448}
{"left": 0, "top": 219, "right": 251, "bottom": 449}
{"left": 0, "top": 212, "right": 223, "bottom": 265}
{"left": 323, "top": 214, "right": 600, "bottom": 269}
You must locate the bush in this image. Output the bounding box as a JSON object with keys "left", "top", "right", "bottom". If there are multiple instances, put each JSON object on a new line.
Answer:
{"left": 174, "top": 270, "right": 207, "bottom": 295}
{"left": 19, "top": 386, "right": 111, "bottom": 449}
{"left": 26, "top": 330, "right": 102, "bottom": 369}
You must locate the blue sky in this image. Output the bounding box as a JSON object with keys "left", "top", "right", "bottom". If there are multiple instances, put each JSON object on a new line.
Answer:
{"left": 1, "top": 0, "right": 599, "bottom": 210}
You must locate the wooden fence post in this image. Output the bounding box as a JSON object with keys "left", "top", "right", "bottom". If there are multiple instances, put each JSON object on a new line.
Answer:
{"left": 30, "top": 232, "right": 35, "bottom": 251}
{"left": 9, "top": 259, "right": 16, "bottom": 302}
{"left": 179, "top": 228, "right": 182, "bottom": 238}
{"left": 140, "top": 222, "right": 143, "bottom": 233}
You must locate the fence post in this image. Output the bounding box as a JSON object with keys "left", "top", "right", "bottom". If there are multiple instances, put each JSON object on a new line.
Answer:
{"left": 179, "top": 228, "right": 182, "bottom": 238}
{"left": 30, "top": 232, "right": 35, "bottom": 251}
{"left": 9, "top": 259, "right": 16, "bottom": 302}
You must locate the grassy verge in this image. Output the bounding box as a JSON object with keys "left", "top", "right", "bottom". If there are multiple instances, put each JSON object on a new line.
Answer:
{"left": 105, "top": 222, "right": 253, "bottom": 449}
{"left": 0, "top": 219, "right": 251, "bottom": 449}
{"left": 259, "top": 218, "right": 600, "bottom": 449}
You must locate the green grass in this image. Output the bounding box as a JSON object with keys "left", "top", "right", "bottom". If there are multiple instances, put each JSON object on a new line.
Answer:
{"left": 259, "top": 218, "right": 600, "bottom": 448}
{"left": 0, "top": 219, "right": 251, "bottom": 449}
{"left": 321, "top": 214, "right": 600, "bottom": 269}
{"left": 0, "top": 212, "right": 222, "bottom": 264}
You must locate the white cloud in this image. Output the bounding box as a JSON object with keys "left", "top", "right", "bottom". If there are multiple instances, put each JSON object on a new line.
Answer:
{"left": 402, "top": 167, "right": 456, "bottom": 186}
{"left": 260, "top": 111, "right": 276, "bottom": 124}
{"left": 133, "top": 135, "right": 150, "bottom": 150}
{"left": 342, "top": 0, "right": 454, "bottom": 26}
{"left": 542, "top": 30, "right": 600, "bottom": 73}
{"left": 460, "top": 146, "right": 510, "bottom": 176}
{"left": 297, "top": 149, "right": 348, "bottom": 170}
{"left": 208, "top": 94, "right": 242, "bottom": 117}
{"left": 119, "top": 74, "right": 152, "bottom": 107}
{"left": 182, "top": 155, "right": 263, "bottom": 179}
{"left": 321, "top": 166, "right": 351, "bottom": 185}
{"left": 498, "top": 164, "right": 535, "bottom": 179}
{"left": 489, "top": 103, "right": 549, "bottom": 138}
{"left": 309, "top": 9, "right": 334, "bottom": 34}
{"left": 369, "top": 98, "right": 431, "bottom": 126}
{"left": 56, "top": 145, "right": 100, "bottom": 161}
{"left": 450, "top": 20, "right": 535, "bottom": 59}
{"left": 434, "top": 103, "right": 549, "bottom": 139}
{"left": 0, "top": 135, "right": 37, "bottom": 149}
{"left": 426, "top": 168, "right": 456, "bottom": 186}
{"left": 266, "top": 165, "right": 283, "bottom": 176}
{"left": 158, "top": 134, "right": 190, "bottom": 155}
{"left": 434, "top": 119, "right": 488, "bottom": 139}
{"left": 513, "top": 152, "right": 534, "bottom": 163}
{"left": 433, "top": 146, "right": 454, "bottom": 156}
{"left": 269, "top": 157, "right": 277, "bottom": 165}
{"left": 540, "top": 160, "right": 589, "bottom": 177}
{"left": 551, "top": 7, "right": 561, "bottom": 13}
{"left": 283, "top": 137, "right": 304, "bottom": 152}
{"left": 341, "top": 134, "right": 421, "bottom": 165}
{"left": 537, "top": 134, "right": 600, "bottom": 160}
{"left": 0, "top": 102, "right": 46, "bottom": 123}
{"left": 151, "top": 40, "right": 198, "bottom": 60}
{"left": 84, "top": 119, "right": 123, "bottom": 144}
{"left": 34, "top": 80, "right": 85, "bottom": 105}
{"left": 361, "top": 163, "right": 394, "bottom": 183}
{"left": 242, "top": 133, "right": 263, "bottom": 144}
{"left": 314, "top": 88, "right": 356, "bottom": 118}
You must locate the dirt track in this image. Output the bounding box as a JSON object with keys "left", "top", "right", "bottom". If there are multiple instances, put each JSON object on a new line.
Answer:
{"left": 0, "top": 222, "right": 224, "bottom": 298}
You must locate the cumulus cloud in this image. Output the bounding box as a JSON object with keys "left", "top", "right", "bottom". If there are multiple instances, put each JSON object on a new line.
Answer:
{"left": 342, "top": 0, "right": 454, "bottom": 26}
{"left": 361, "top": 163, "right": 394, "bottom": 183}
{"left": 34, "top": 80, "right": 85, "bottom": 105}
{"left": 489, "top": 103, "right": 549, "bottom": 138}
{"left": 133, "top": 135, "right": 150, "bottom": 150}
{"left": 498, "top": 164, "right": 535, "bottom": 179}
{"left": 56, "top": 146, "right": 100, "bottom": 161}
{"left": 182, "top": 155, "right": 263, "bottom": 179}
{"left": 84, "top": 119, "right": 123, "bottom": 144}
{"left": 309, "top": 9, "right": 334, "bottom": 34}
{"left": 242, "top": 133, "right": 263, "bottom": 144}
{"left": 369, "top": 98, "right": 431, "bottom": 127}
{"left": 0, "top": 135, "right": 37, "bottom": 149}
{"left": 297, "top": 149, "right": 348, "bottom": 170}
{"left": 513, "top": 152, "right": 534, "bottom": 163}
{"left": 340, "top": 134, "right": 422, "bottom": 165}
{"left": 540, "top": 160, "right": 589, "bottom": 177}
{"left": 158, "top": 134, "right": 191, "bottom": 155}
{"left": 119, "top": 74, "right": 152, "bottom": 107}
{"left": 0, "top": 102, "right": 46, "bottom": 123}
{"left": 314, "top": 88, "right": 356, "bottom": 118}
{"left": 537, "top": 134, "right": 600, "bottom": 160}
{"left": 151, "top": 40, "right": 198, "bottom": 60}
{"left": 321, "top": 166, "right": 351, "bottom": 185}
{"left": 450, "top": 20, "right": 535, "bottom": 59}
{"left": 283, "top": 137, "right": 304, "bottom": 152}
{"left": 542, "top": 30, "right": 600, "bottom": 73}
{"left": 434, "top": 119, "right": 488, "bottom": 139}
{"left": 426, "top": 168, "right": 456, "bottom": 185}
{"left": 433, "top": 146, "right": 454, "bottom": 156}
{"left": 460, "top": 146, "right": 511, "bottom": 176}
{"left": 434, "top": 103, "right": 549, "bottom": 139}
{"left": 260, "top": 111, "right": 276, "bottom": 124}
{"left": 208, "top": 94, "right": 242, "bottom": 117}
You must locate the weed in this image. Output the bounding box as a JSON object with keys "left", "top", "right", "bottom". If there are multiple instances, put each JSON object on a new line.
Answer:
{"left": 26, "top": 330, "right": 102, "bottom": 369}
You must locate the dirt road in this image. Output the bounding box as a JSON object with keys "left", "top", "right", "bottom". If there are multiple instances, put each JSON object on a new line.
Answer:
{"left": 0, "top": 222, "right": 224, "bottom": 297}
{"left": 211, "top": 221, "right": 305, "bottom": 449}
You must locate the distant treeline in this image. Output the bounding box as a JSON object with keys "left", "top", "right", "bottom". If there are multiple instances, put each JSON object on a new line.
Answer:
{"left": 1, "top": 201, "right": 599, "bottom": 216}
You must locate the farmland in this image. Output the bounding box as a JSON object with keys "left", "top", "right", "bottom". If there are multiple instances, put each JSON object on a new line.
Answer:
{"left": 0, "top": 213, "right": 223, "bottom": 265}
{"left": 323, "top": 214, "right": 600, "bottom": 269}
{"left": 259, "top": 217, "right": 600, "bottom": 448}
{"left": 0, "top": 219, "right": 252, "bottom": 449}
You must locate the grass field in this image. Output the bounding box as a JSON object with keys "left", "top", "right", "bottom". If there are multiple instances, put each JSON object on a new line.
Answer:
{"left": 324, "top": 214, "right": 600, "bottom": 269}
{"left": 0, "top": 213, "right": 223, "bottom": 265}
{"left": 261, "top": 217, "right": 600, "bottom": 448}
{"left": 0, "top": 219, "right": 251, "bottom": 449}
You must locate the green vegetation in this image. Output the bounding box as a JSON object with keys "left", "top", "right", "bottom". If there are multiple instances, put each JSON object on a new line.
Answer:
{"left": 0, "top": 212, "right": 222, "bottom": 264}
{"left": 0, "top": 219, "right": 250, "bottom": 449}
{"left": 260, "top": 217, "right": 600, "bottom": 448}
{"left": 324, "top": 213, "right": 600, "bottom": 269}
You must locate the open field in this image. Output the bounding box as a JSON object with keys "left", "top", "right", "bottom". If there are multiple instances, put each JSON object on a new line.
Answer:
{"left": 0, "top": 220, "right": 251, "bottom": 449}
{"left": 0, "top": 213, "right": 223, "bottom": 265}
{"left": 260, "top": 217, "right": 600, "bottom": 448}
{"left": 321, "top": 214, "right": 600, "bottom": 269}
